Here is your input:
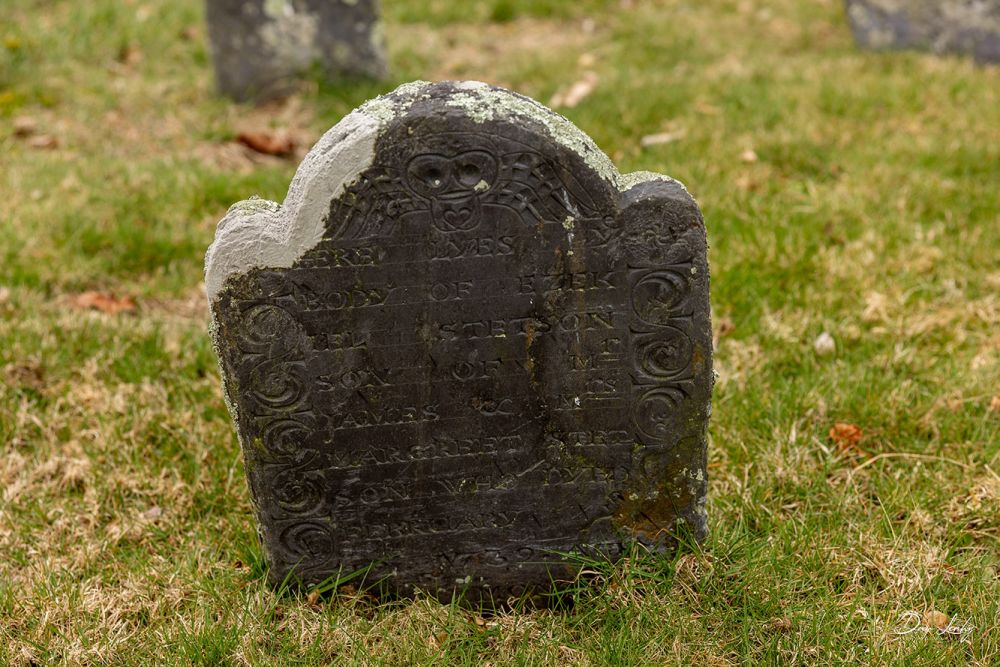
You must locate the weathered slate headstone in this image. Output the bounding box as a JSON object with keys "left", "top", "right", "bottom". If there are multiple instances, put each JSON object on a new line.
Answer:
{"left": 204, "top": 0, "right": 387, "bottom": 102}
{"left": 206, "top": 81, "right": 712, "bottom": 604}
{"left": 845, "top": 0, "right": 1000, "bottom": 63}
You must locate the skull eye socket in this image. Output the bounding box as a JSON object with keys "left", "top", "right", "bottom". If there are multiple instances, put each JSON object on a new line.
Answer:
{"left": 406, "top": 150, "right": 498, "bottom": 196}
{"left": 454, "top": 151, "right": 498, "bottom": 189}
{"left": 418, "top": 165, "right": 446, "bottom": 188}
{"left": 406, "top": 156, "right": 452, "bottom": 195}
{"left": 456, "top": 162, "right": 482, "bottom": 186}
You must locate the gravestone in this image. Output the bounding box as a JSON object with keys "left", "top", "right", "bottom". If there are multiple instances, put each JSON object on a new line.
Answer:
{"left": 204, "top": 0, "right": 387, "bottom": 102}
{"left": 845, "top": 0, "right": 1000, "bottom": 63}
{"left": 206, "top": 81, "right": 712, "bottom": 604}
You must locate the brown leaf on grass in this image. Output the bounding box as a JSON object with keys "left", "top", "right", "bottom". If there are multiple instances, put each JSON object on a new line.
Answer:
{"left": 713, "top": 316, "right": 735, "bottom": 348}
{"left": 829, "top": 422, "right": 863, "bottom": 452}
{"left": 13, "top": 116, "right": 37, "bottom": 137}
{"left": 427, "top": 631, "right": 449, "bottom": 650}
{"left": 306, "top": 590, "right": 321, "bottom": 608}
{"left": 116, "top": 44, "right": 143, "bottom": 66}
{"left": 549, "top": 71, "right": 599, "bottom": 108}
{"left": 27, "top": 134, "right": 59, "bottom": 149}
{"left": 740, "top": 148, "right": 759, "bottom": 163}
{"left": 716, "top": 316, "right": 735, "bottom": 336}
{"left": 73, "top": 291, "right": 137, "bottom": 315}
{"left": 640, "top": 129, "right": 686, "bottom": 147}
{"left": 6, "top": 362, "right": 45, "bottom": 391}
{"left": 990, "top": 396, "right": 1000, "bottom": 412}
{"left": 237, "top": 130, "right": 296, "bottom": 157}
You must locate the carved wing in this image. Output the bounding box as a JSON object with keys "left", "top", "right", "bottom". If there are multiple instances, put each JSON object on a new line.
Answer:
{"left": 328, "top": 171, "right": 429, "bottom": 240}
{"left": 490, "top": 151, "right": 605, "bottom": 224}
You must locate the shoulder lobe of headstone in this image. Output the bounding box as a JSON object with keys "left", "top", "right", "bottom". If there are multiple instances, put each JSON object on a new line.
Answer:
{"left": 205, "top": 80, "right": 712, "bottom": 605}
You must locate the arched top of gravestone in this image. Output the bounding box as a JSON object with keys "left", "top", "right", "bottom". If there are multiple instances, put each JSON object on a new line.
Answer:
{"left": 205, "top": 80, "right": 693, "bottom": 302}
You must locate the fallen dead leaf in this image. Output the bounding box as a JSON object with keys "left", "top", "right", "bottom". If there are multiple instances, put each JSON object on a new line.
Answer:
{"left": 73, "top": 291, "right": 137, "bottom": 315}
{"left": 640, "top": 129, "right": 686, "bottom": 147}
{"left": 237, "top": 130, "right": 296, "bottom": 157}
{"left": 473, "top": 615, "right": 489, "bottom": 631}
{"left": 829, "top": 422, "right": 863, "bottom": 451}
{"left": 715, "top": 316, "right": 735, "bottom": 338}
{"left": 428, "top": 631, "right": 449, "bottom": 650}
{"left": 27, "top": 134, "right": 59, "bottom": 149}
{"left": 990, "top": 396, "right": 1000, "bottom": 412}
{"left": 306, "top": 590, "right": 321, "bottom": 608}
{"left": 116, "top": 44, "right": 143, "bottom": 66}
{"left": 740, "top": 148, "right": 759, "bottom": 163}
{"left": 6, "top": 362, "right": 45, "bottom": 391}
{"left": 13, "top": 116, "right": 36, "bottom": 137}
{"left": 549, "top": 71, "right": 599, "bottom": 108}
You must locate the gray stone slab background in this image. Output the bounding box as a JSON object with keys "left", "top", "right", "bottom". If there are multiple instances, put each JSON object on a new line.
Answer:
{"left": 205, "top": 0, "right": 387, "bottom": 102}
{"left": 845, "top": 0, "right": 1000, "bottom": 63}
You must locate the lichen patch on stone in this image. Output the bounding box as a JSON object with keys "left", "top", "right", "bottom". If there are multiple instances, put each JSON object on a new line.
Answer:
{"left": 440, "top": 81, "right": 620, "bottom": 188}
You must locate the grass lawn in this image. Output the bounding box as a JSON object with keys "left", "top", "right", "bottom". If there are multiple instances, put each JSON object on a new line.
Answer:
{"left": 1, "top": 0, "right": 998, "bottom": 664}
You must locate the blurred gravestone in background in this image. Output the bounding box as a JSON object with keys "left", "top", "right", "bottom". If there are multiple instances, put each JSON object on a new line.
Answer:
{"left": 845, "top": 0, "right": 1000, "bottom": 63}
{"left": 205, "top": 81, "right": 712, "bottom": 605}
{"left": 205, "top": 0, "right": 387, "bottom": 102}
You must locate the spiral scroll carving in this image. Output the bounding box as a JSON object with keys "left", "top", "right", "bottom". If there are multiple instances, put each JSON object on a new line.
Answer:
{"left": 628, "top": 263, "right": 697, "bottom": 445}
{"left": 281, "top": 522, "right": 336, "bottom": 560}
{"left": 272, "top": 469, "right": 326, "bottom": 515}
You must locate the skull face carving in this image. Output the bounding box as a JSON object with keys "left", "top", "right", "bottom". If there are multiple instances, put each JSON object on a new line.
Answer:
{"left": 405, "top": 150, "right": 498, "bottom": 232}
